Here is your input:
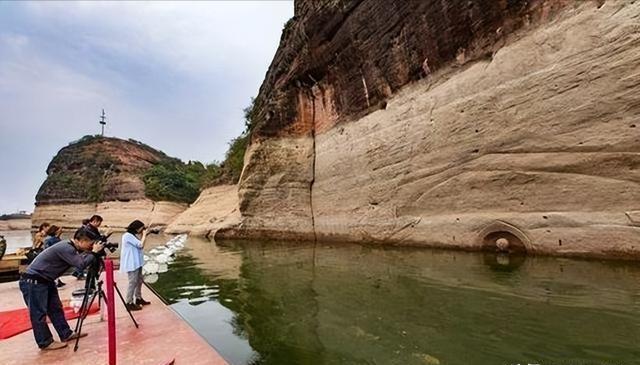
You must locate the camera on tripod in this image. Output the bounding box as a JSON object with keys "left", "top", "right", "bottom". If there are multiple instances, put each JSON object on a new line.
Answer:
{"left": 72, "top": 247, "right": 139, "bottom": 352}
{"left": 100, "top": 242, "right": 119, "bottom": 255}
{"left": 146, "top": 227, "right": 161, "bottom": 234}
{"left": 88, "top": 230, "right": 119, "bottom": 256}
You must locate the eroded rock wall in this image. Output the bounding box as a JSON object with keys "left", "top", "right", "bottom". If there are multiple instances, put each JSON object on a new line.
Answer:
{"left": 234, "top": 137, "right": 316, "bottom": 240}
{"left": 239, "top": 0, "right": 581, "bottom": 240}
{"left": 32, "top": 200, "right": 186, "bottom": 231}
{"left": 165, "top": 185, "right": 240, "bottom": 236}
{"left": 312, "top": 1, "right": 640, "bottom": 259}
{"left": 232, "top": 0, "right": 640, "bottom": 258}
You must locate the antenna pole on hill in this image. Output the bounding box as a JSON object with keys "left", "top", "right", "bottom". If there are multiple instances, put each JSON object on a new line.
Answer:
{"left": 99, "top": 109, "right": 107, "bottom": 136}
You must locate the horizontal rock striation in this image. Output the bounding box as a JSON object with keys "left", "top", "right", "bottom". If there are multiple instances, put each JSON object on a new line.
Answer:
{"left": 228, "top": 0, "right": 640, "bottom": 259}
{"left": 32, "top": 200, "right": 186, "bottom": 231}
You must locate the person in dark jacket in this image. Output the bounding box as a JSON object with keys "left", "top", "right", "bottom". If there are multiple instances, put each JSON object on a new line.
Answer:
{"left": 19, "top": 228, "right": 104, "bottom": 351}
{"left": 72, "top": 215, "right": 107, "bottom": 280}
{"left": 43, "top": 225, "right": 66, "bottom": 288}
{"left": 83, "top": 215, "right": 108, "bottom": 242}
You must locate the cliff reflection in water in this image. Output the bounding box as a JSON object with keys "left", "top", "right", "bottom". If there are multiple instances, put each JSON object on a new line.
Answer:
{"left": 148, "top": 238, "right": 640, "bottom": 365}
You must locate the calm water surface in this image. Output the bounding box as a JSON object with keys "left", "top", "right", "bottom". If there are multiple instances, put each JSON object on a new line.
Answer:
{"left": 144, "top": 237, "right": 640, "bottom": 365}
{"left": 0, "top": 230, "right": 31, "bottom": 254}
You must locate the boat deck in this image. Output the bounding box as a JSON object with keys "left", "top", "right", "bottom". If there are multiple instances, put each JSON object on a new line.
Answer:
{"left": 0, "top": 253, "right": 26, "bottom": 277}
{"left": 0, "top": 272, "right": 229, "bottom": 365}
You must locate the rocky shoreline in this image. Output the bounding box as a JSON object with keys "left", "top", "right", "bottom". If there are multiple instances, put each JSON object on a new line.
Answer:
{"left": 0, "top": 219, "right": 31, "bottom": 231}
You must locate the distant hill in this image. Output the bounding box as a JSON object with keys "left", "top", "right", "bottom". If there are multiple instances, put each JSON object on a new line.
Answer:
{"left": 36, "top": 135, "right": 215, "bottom": 205}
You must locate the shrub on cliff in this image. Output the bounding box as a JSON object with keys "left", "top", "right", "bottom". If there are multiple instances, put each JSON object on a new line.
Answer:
{"left": 143, "top": 161, "right": 198, "bottom": 204}
{"left": 206, "top": 98, "right": 253, "bottom": 186}
{"left": 215, "top": 134, "right": 248, "bottom": 185}
{"left": 143, "top": 160, "right": 221, "bottom": 204}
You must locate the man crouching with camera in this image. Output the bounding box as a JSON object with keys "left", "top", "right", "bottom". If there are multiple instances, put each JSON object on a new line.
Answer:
{"left": 19, "top": 227, "right": 104, "bottom": 351}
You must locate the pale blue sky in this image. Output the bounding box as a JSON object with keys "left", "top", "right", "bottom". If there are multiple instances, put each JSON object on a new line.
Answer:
{"left": 0, "top": 1, "right": 293, "bottom": 213}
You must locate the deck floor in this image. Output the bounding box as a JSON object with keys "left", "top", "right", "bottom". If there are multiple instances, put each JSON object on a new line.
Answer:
{"left": 0, "top": 272, "right": 229, "bottom": 365}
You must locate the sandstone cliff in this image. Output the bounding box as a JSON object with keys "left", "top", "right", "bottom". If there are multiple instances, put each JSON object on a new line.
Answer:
{"left": 219, "top": 0, "right": 640, "bottom": 259}
{"left": 33, "top": 136, "right": 187, "bottom": 230}
{"left": 165, "top": 184, "right": 240, "bottom": 237}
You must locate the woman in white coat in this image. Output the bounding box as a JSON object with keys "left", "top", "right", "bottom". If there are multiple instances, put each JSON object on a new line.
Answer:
{"left": 120, "top": 220, "right": 151, "bottom": 311}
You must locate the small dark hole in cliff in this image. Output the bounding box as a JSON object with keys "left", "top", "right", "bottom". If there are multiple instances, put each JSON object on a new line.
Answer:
{"left": 472, "top": 149, "right": 479, "bottom": 153}
{"left": 542, "top": 215, "right": 548, "bottom": 219}
{"left": 630, "top": 124, "right": 636, "bottom": 128}
{"left": 475, "top": 129, "right": 479, "bottom": 133}
{"left": 379, "top": 100, "right": 387, "bottom": 110}
{"left": 558, "top": 239, "right": 562, "bottom": 246}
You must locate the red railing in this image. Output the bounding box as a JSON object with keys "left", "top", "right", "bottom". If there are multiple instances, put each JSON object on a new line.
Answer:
{"left": 105, "top": 259, "right": 116, "bottom": 365}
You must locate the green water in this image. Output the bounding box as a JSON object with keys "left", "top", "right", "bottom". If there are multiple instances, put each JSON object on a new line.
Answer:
{"left": 147, "top": 237, "right": 640, "bottom": 365}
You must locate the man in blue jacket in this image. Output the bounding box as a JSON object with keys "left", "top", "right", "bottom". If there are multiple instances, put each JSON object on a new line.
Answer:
{"left": 19, "top": 227, "right": 104, "bottom": 351}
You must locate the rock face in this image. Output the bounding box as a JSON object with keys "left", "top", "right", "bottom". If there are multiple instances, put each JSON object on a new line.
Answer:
{"left": 34, "top": 136, "right": 187, "bottom": 230}
{"left": 228, "top": 0, "right": 640, "bottom": 259}
{"left": 0, "top": 219, "right": 31, "bottom": 231}
{"left": 165, "top": 185, "right": 240, "bottom": 236}
{"left": 32, "top": 200, "right": 186, "bottom": 231}
{"left": 36, "top": 136, "right": 175, "bottom": 204}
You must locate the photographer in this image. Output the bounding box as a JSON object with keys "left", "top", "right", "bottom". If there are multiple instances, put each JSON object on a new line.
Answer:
{"left": 73, "top": 215, "right": 107, "bottom": 280}
{"left": 19, "top": 228, "right": 104, "bottom": 351}
{"left": 42, "top": 225, "right": 66, "bottom": 288}
{"left": 83, "top": 215, "right": 108, "bottom": 242}
{"left": 120, "top": 220, "right": 151, "bottom": 311}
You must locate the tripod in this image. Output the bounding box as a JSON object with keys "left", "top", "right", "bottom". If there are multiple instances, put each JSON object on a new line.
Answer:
{"left": 73, "top": 256, "right": 139, "bottom": 352}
